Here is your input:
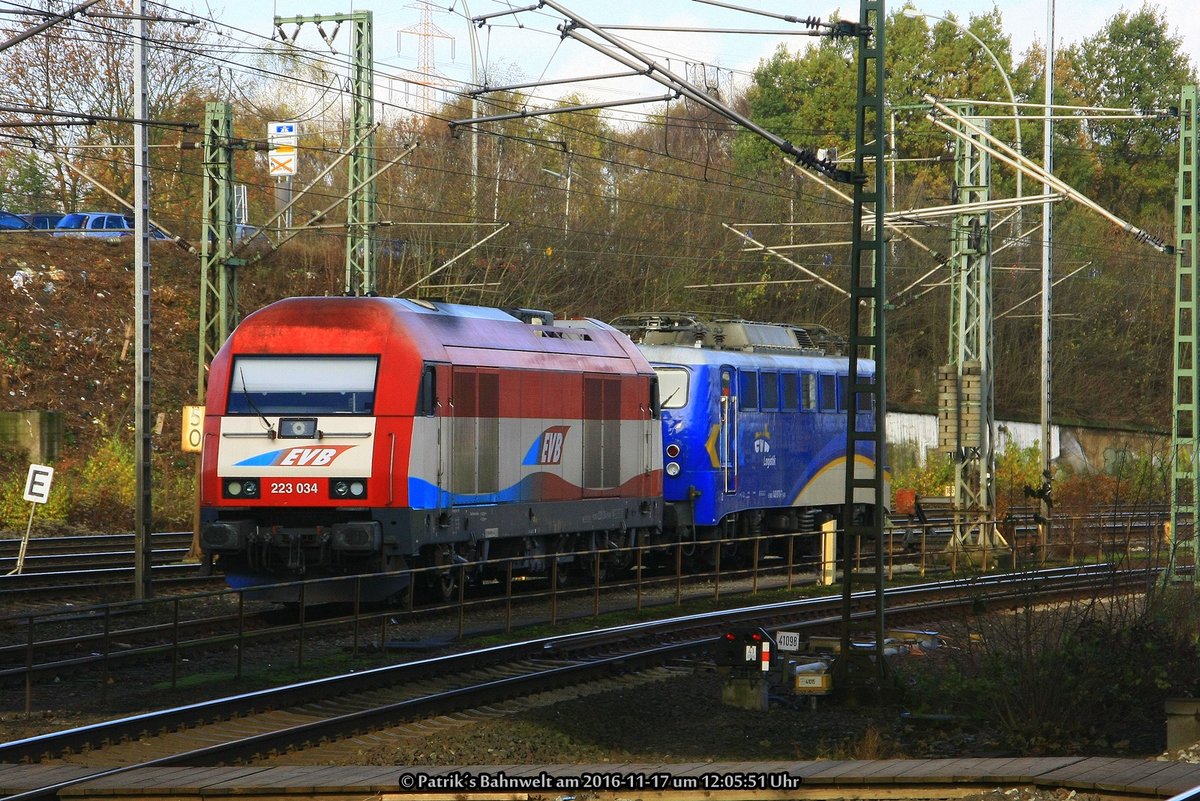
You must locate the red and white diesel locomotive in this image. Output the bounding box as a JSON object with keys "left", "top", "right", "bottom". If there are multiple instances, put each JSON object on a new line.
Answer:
{"left": 199, "top": 297, "right": 662, "bottom": 600}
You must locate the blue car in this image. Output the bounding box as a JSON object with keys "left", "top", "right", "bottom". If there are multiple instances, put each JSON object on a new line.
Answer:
{"left": 54, "top": 212, "right": 168, "bottom": 239}
{"left": 0, "top": 211, "right": 33, "bottom": 230}
{"left": 20, "top": 212, "right": 63, "bottom": 230}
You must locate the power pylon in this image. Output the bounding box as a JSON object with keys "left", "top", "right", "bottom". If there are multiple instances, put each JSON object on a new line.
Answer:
{"left": 398, "top": 2, "right": 455, "bottom": 115}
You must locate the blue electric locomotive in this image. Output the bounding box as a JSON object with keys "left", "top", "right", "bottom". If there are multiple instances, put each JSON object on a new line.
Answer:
{"left": 614, "top": 313, "right": 882, "bottom": 555}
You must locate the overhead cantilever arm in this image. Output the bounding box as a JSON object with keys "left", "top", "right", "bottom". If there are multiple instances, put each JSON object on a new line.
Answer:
{"left": 401, "top": 223, "right": 511, "bottom": 295}
{"left": 450, "top": 93, "right": 679, "bottom": 129}
{"left": 547, "top": 0, "right": 855, "bottom": 184}
{"left": 468, "top": 70, "right": 643, "bottom": 97}
{"left": 247, "top": 123, "right": 381, "bottom": 250}
{"left": 247, "top": 143, "right": 419, "bottom": 265}
{"left": 466, "top": 0, "right": 860, "bottom": 185}
{"left": 721, "top": 223, "right": 851, "bottom": 297}
{"left": 926, "top": 95, "right": 1172, "bottom": 254}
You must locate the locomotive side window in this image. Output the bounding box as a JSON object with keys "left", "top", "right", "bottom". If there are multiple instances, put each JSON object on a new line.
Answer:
{"left": 227, "top": 356, "right": 378, "bottom": 415}
{"left": 739, "top": 371, "right": 759, "bottom": 410}
{"left": 584, "top": 375, "right": 622, "bottom": 490}
{"left": 654, "top": 367, "right": 689, "bottom": 409}
{"left": 838, "top": 375, "right": 850, "bottom": 412}
{"left": 450, "top": 369, "right": 500, "bottom": 495}
{"left": 781, "top": 373, "right": 799, "bottom": 411}
{"left": 819, "top": 374, "right": 838, "bottom": 412}
{"left": 858, "top": 375, "right": 874, "bottom": 411}
{"left": 759, "top": 372, "right": 779, "bottom": 410}
{"left": 417, "top": 366, "right": 437, "bottom": 416}
{"left": 801, "top": 373, "right": 817, "bottom": 411}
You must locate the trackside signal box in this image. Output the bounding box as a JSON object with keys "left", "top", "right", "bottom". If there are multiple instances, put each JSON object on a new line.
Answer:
{"left": 715, "top": 627, "right": 774, "bottom": 674}
{"left": 792, "top": 661, "right": 832, "bottom": 695}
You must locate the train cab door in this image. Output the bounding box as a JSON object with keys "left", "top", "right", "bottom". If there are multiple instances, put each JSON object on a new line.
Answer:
{"left": 644, "top": 375, "right": 658, "bottom": 477}
{"left": 430, "top": 363, "right": 451, "bottom": 507}
{"left": 719, "top": 368, "right": 738, "bottom": 493}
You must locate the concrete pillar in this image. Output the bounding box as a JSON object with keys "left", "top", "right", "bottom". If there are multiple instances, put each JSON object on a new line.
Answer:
{"left": 0, "top": 411, "right": 63, "bottom": 462}
{"left": 1165, "top": 698, "right": 1200, "bottom": 752}
{"left": 721, "top": 675, "right": 769, "bottom": 711}
{"left": 820, "top": 517, "right": 837, "bottom": 585}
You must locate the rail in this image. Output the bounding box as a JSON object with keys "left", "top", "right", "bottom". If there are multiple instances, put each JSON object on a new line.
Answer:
{"left": 0, "top": 564, "right": 1140, "bottom": 781}
{"left": 0, "top": 508, "right": 1173, "bottom": 719}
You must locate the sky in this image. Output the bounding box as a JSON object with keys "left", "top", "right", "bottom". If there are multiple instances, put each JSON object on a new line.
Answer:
{"left": 179, "top": 0, "right": 1200, "bottom": 113}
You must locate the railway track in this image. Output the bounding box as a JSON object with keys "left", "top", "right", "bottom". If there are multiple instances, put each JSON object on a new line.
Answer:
{"left": 0, "top": 532, "right": 195, "bottom": 573}
{"left": 0, "top": 558, "right": 815, "bottom": 697}
{"left": 0, "top": 564, "right": 1147, "bottom": 801}
{"left": 0, "top": 564, "right": 220, "bottom": 614}
{"left": 0, "top": 533, "right": 219, "bottom": 615}
{"left": 0, "top": 506, "right": 1169, "bottom": 713}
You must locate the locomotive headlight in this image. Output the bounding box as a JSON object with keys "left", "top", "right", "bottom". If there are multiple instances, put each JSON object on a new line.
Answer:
{"left": 665, "top": 443, "right": 681, "bottom": 458}
{"left": 280, "top": 417, "right": 317, "bottom": 438}
{"left": 223, "top": 478, "right": 260, "bottom": 499}
{"left": 666, "top": 461, "right": 681, "bottom": 477}
{"left": 330, "top": 479, "right": 368, "bottom": 499}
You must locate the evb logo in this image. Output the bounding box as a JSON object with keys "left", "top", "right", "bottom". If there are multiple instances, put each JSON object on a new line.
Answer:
{"left": 523, "top": 425, "right": 570, "bottom": 465}
{"left": 235, "top": 445, "right": 354, "bottom": 467}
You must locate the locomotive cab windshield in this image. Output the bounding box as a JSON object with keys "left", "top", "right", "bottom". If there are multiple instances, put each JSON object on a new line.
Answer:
{"left": 655, "top": 367, "right": 689, "bottom": 409}
{"left": 228, "top": 355, "right": 379, "bottom": 415}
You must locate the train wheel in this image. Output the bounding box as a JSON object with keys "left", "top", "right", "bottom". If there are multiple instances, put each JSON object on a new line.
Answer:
{"left": 427, "top": 570, "right": 457, "bottom": 603}
{"left": 581, "top": 550, "right": 608, "bottom": 585}
{"left": 551, "top": 557, "right": 572, "bottom": 588}
{"left": 420, "top": 546, "right": 459, "bottom": 604}
{"left": 549, "top": 536, "right": 573, "bottom": 588}
{"left": 383, "top": 555, "right": 413, "bottom": 609}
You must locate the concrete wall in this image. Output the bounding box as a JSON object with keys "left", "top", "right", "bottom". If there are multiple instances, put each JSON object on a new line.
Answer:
{"left": 0, "top": 411, "right": 64, "bottom": 462}
{"left": 887, "top": 411, "right": 1165, "bottom": 474}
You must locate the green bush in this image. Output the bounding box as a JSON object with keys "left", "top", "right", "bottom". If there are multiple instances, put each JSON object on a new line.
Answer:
{"left": 153, "top": 454, "right": 196, "bottom": 530}
{"left": 892, "top": 440, "right": 1052, "bottom": 516}
{"left": 890, "top": 448, "right": 954, "bottom": 501}
{"left": 0, "top": 450, "right": 71, "bottom": 533}
{"left": 67, "top": 436, "right": 136, "bottom": 532}
{"left": 898, "top": 587, "right": 1200, "bottom": 754}
{"left": 0, "top": 436, "right": 197, "bottom": 535}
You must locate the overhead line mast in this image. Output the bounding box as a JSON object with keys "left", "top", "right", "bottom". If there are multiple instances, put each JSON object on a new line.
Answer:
{"left": 835, "top": 0, "right": 888, "bottom": 695}
{"left": 275, "top": 12, "right": 377, "bottom": 295}
{"left": 1167, "top": 85, "right": 1200, "bottom": 586}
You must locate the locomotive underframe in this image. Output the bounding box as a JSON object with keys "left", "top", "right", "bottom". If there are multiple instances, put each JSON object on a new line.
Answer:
{"left": 203, "top": 495, "right": 877, "bottom": 604}
{"left": 665, "top": 500, "right": 871, "bottom": 565}
{"left": 202, "top": 494, "right": 665, "bottom": 595}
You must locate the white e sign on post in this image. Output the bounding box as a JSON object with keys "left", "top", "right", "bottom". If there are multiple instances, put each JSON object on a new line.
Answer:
{"left": 10, "top": 464, "right": 54, "bottom": 575}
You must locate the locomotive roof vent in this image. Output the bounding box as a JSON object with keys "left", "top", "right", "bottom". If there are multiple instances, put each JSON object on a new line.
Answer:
{"left": 504, "top": 306, "right": 557, "bottom": 325}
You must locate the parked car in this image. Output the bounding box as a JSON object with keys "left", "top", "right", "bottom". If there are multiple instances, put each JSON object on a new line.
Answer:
{"left": 54, "top": 212, "right": 168, "bottom": 239}
{"left": 234, "top": 223, "right": 260, "bottom": 241}
{"left": 20, "top": 212, "right": 63, "bottom": 230}
{"left": 0, "top": 210, "right": 33, "bottom": 230}
{"left": 232, "top": 223, "right": 271, "bottom": 252}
